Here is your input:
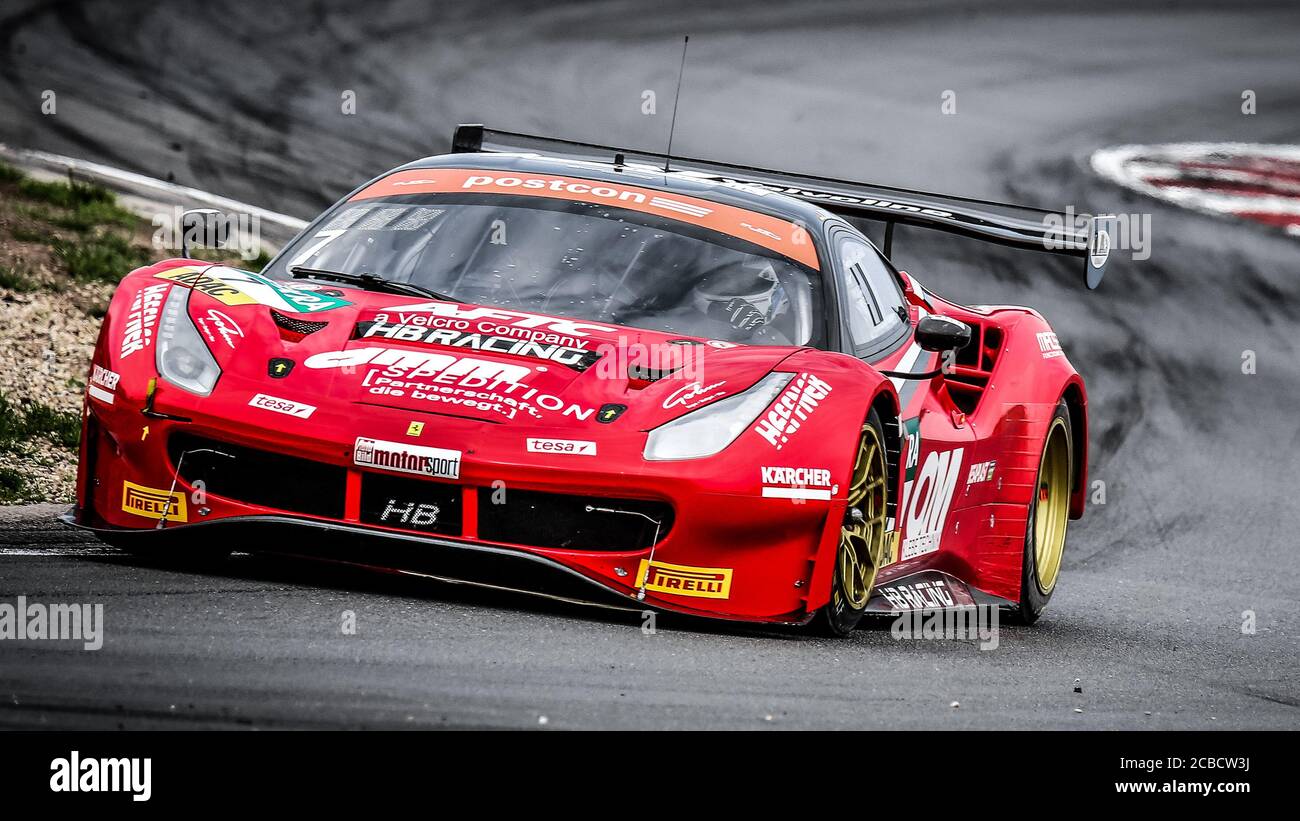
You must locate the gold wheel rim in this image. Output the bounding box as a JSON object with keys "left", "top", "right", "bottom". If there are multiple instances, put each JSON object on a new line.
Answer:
{"left": 835, "top": 424, "right": 889, "bottom": 611}
{"left": 1033, "top": 418, "right": 1071, "bottom": 594}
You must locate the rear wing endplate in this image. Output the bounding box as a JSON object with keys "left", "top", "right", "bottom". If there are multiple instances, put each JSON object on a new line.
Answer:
{"left": 451, "top": 124, "right": 1114, "bottom": 288}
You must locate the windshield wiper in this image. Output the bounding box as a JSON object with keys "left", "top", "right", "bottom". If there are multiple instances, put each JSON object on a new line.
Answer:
{"left": 289, "top": 266, "right": 461, "bottom": 302}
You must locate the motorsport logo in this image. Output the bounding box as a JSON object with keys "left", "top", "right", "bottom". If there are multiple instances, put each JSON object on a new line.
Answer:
{"left": 156, "top": 266, "right": 350, "bottom": 313}
{"left": 356, "top": 320, "right": 602, "bottom": 371}
{"left": 760, "top": 466, "right": 834, "bottom": 500}
{"left": 121, "top": 481, "right": 187, "bottom": 522}
{"left": 354, "top": 437, "right": 461, "bottom": 479}
{"left": 874, "top": 573, "right": 976, "bottom": 611}
{"left": 119, "top": 282, "right": 170, "bottom": 358}
{"left": 636, "top": 560, "right": 733, "bottom": 599}
{"left": 0, "top": 597, "right": 104, "bottom": 651}
{"left": 753, "top": 372, "right": 833, "bottom": 450}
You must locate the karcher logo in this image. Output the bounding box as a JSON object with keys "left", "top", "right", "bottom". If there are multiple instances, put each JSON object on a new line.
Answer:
{"left": 121, "top": 481, "right": 187, "bottom": 522}
{"left": 635, "top": 560, "right": 733, "bottom": 599}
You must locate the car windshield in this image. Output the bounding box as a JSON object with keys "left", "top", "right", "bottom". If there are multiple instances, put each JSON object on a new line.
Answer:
{"left": 264, "top": 191, "right": 824, "bottom": 346}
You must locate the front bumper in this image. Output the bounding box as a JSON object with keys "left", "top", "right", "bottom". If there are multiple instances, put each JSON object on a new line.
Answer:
{"left": 77, "top": 382, "right": 844, "bottom": 624}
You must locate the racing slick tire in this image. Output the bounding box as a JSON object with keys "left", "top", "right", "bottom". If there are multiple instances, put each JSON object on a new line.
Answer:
{"left": 813, "top": 408, "right": 891, "bottom": 637}
{"left": 1013, "top": 399, "right": 1073, "bottom": 624}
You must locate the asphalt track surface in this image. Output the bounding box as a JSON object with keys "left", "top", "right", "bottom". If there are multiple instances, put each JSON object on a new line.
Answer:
{"left": 1, "top": 0, "right": 1299, "bottom": 729}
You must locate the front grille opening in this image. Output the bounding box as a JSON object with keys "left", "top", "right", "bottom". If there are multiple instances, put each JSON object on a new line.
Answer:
{"left": 478, "top": 488, "right": 673, "bottom": 551}
{"left": 272, "top": 310, "right": 329, "bottom": 336}
{"left": 168, "top": 432, "right": 346, "bottom": 518}
{"left": 360, "top": 472, "right": 461, "bottom": 536}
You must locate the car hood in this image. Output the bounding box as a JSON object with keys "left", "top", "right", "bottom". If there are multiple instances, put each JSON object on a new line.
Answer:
{"left": 163, "top": 263, "right": 804, "bottom": 432}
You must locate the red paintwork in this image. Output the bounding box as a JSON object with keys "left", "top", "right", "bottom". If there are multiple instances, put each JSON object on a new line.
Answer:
{"left": 74, "top": 182, "right": 1087, "bottom": 627}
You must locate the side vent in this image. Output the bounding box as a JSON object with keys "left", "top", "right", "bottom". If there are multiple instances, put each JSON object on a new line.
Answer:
{"left": 945, "top": 323, "right": 1003, "bottom": 414}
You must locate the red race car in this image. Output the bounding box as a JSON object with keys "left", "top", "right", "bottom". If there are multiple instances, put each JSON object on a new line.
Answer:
{"left": 67, "top": 126, "right": 1113, "bottom": 634}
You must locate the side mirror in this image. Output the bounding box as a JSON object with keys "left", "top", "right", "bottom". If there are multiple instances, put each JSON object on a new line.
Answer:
{"left": 180, "top": 208, "right": 228, "bottom": 259}
{"left": 915, "top": 314, "right": 971, "bottom": 353}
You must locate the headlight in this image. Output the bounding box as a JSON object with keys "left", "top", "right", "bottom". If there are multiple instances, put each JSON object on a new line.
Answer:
{"left": 644, "top": 372, "right": 794, "bottom": 461}
{"left": 155, "top": 286, "right": 220, "bottom": 396}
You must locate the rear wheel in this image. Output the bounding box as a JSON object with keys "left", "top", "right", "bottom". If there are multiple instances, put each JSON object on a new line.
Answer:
{"left": 1014, "top": 400, "right": 1073, "bottom": 623}
{"left": 814, "top": 409, "right": 891, "bottom": 636}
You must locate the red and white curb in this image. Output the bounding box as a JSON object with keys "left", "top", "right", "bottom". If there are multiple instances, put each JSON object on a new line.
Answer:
{"left": 1091, "top": 142, "right": 1300, "bottom": 237}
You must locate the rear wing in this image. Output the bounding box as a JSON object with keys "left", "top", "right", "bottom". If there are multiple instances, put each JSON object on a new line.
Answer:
{"left": 451, "top": 124, "right": 1114, "bottom": 288}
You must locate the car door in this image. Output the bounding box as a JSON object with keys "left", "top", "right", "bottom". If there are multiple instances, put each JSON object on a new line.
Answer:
{"left": 827, "top": 226, "right": 974, "bottom": 570}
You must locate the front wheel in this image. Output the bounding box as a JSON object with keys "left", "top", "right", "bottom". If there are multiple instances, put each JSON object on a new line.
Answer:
{"left": 813, "top": 409, "right": 891, "bottom": 636}
{"left": 1014, "top": 400, "right": 1073, "bottom": 624}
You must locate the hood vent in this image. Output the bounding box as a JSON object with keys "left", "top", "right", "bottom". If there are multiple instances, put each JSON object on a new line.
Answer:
{"left": 272, "top": 311, "right": 329, "bottom": 341}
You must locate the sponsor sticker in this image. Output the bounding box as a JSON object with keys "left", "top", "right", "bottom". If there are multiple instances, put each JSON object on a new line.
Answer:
{"left": 372, "top": 301, "right": 614, "bottom": 342}
{"left": 662, "top": 380, "right": 727, "bottom": 411}
{"left": 375, "top": 499, "right": 441, "bottom": 530}
{"left": 526, "top": 438, "right": 597, "bottom": 456}
{"left": 120, "top": 283, "right": 170, "bottom": 358}
{"left": 900, "top": 447, "right": 964, "bottom": 561}
{"left": 156, "top": 267, "right": 350, "bottom": 313}
{"left": 1037, "top": 331, "right": 1064, "bottom": 359}
{"left": 356, "top": 320, "right": 602, "bottom": 371}
{"left": 248, "top": 393, "right": 316, "bottom": 419}
{"left": 304, "top": 348, "right": 594, "bottom": 422}
{"left": 760, "top": 466, "right": 833, "bottom": 500}
{"left": 879, "top": 579, "right": 956, "bottom": 611}
{"left": 88, "top": 364, "right": 120, "bottom": 404}
{"left": 406, "top": 421, "right": 425, "bottom": 437}
{"left": 195, "top": 308, "right": 244, "bottom": 349}
{"left": 91, "top": 364, "right": 120, "bottom": 391}
{"left": 874, "top": 572, "right": 977, "bottom": 612}
{"left": 350, "top": 168, "right": 821, "bottom": 270}
{"left": 753, "top": 372, "right": 832, "bottom": 450}
{"left": 122, "top": 481, "right": 187, "bottom": 522}
{"left": 966, "top": 460, "right": 996, "bottom": 486}
{"left": 354, "top": 437, "right": 461, "bottom": 479}
{"left": 635, "top": 560, "right": 733, "bottom": 599}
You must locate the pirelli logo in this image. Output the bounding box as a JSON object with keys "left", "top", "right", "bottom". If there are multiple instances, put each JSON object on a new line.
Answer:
{"left": 635, "top": 560, "right": 733, "bottom": 600}
{"left": 122, "top": 481, "right": 187, "bottom": 522}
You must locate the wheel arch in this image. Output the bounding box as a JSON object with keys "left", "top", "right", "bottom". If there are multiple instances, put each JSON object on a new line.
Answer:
{"left": 1060, "top": 378, "right": 1089, "bottom": 519}
{"left": 868, "top": 388, "right": 903, "bottom": 526}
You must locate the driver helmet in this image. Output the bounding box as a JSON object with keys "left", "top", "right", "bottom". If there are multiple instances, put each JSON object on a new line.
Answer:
{"left": 691, "top": 258, "right": 789, "bottom": 323}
